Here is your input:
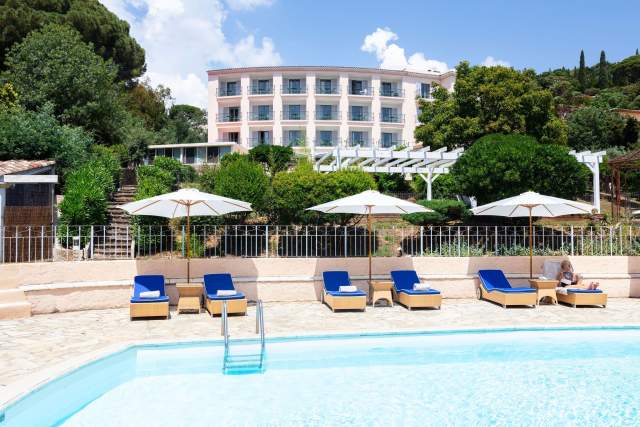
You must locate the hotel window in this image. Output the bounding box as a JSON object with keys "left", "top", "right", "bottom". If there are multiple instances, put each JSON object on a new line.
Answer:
{"left": 318, "top": 79, "right": 333, "bottom": 93}
{"left": 287, "top": 104, "right": 302, "bottom": 119}
{"left": 207, "top": 147, "right": 220, "bottom": 163}
{"left": 172, "top": 148, "right": 181, "bottom": 161}
{"left": 350, "top": 131, "right": 366, "bottom": 144}
{"left": 318, "top": 104, "right": 334, "bottom": 119}
{"left": 351, "top": 80, "right": 365, "bottom": 95}
{"left": 380, "top": 82, "right": 392, "bottom": 96}
{"left": 318, "top": 130, "right": 334, "bottom": 146}
{"left": 184, "top": 147, "right": 195, "bottom": 164}
{"left": 255, "top": 130, "right": 271, "bottom": 144}
{"left": 420, "top": 83, "right": 431, "bottom": 98}
{"left": 350, "top": 105, "right": 367, "bottom": 120}
{"left": 224, "top": 132, "right": 239, "bottom": 143}
{"left": 287, "top": 79, "right": 302, "bottom": 93}
{"left": 381, "top": 132, "right": 396, "bottom": 148}
{"left": 257, "top": 105, "right": 271, "bottom": 119}
{"left": 155, "top": 148, "right": 166, "bottom": 158}
{"left": 226, "top": 106, "right": 240, "bottom": 121}
{"left": 225, "top": 81, "right": 238, "bottom": 95}
{"left": 257, "top": 79, "right": 271, "bottom": 93}
{"left": 286, "top": 130, "right": 303, "bottom": 146}
{"left": 381, "top": 107, "right": 394, "bottom": 122}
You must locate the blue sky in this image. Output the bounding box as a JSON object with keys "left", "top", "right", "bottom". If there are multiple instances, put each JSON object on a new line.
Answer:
{"left": 101, "top": 0, "right": 640, "bottom": 106}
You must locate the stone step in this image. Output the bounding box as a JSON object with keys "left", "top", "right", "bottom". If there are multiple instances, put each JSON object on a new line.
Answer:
{"left": 0, "top": 289, "right": 28, "bottom": 304}
{"left": 0, "top": 302, "right": 32, "bottom": 320}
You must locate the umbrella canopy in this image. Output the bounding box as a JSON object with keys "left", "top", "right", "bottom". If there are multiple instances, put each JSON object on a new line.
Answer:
{"left": 472, "top": 191, "right": 595, "bottom": 278}
{"left": 119, "top": 188, "right": 252, "bottom": 282}
{"left": 308, "top": 190, "right": 432, "bottom": 288}
{"left": 308, "top": 190, "right": 431, "bottom": 215}
{"left": 471, "top": 191, "right": 595, "bottom": 218}
{"left": 118, "top": 188, "right": 252, "bottom": 218}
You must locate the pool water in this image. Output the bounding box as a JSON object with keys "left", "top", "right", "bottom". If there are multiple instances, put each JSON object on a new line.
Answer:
{"left": 4, "top": 328, "right": 640, "bottom": 426}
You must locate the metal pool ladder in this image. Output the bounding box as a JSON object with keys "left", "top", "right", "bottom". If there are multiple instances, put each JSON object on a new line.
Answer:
{"left": 221, "top": 300, "right": 266, "bottom": 375}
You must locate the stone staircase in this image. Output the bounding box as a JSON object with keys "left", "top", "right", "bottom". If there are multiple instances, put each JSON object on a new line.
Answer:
{"left": 92, "top": 185, "right": 137, "bottom": 259}
{"left": 0, "top": 289, "right": 31, "bottom": 319}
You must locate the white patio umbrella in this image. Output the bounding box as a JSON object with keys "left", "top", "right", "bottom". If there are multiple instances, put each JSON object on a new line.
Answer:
{"left": 119, "top": 188, "right": 252, "bottom": 282}
{"left": 307, "top": 190, "right": 432, "bottom": 283}
{"left": 471, "top": 191, "right": 596, "bottom": 278}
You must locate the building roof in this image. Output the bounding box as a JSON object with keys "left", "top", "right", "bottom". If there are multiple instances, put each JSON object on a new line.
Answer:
{"left": 0, "top": 160, "right": 55, "bottom": 176}
{"left": 207, "top": 65, "right": 456, "bottom": 79}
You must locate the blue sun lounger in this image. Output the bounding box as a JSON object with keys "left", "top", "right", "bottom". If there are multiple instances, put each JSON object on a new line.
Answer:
{"left": 322, "top": 271, "right": 366, "bottom": 312}
{"left": 390, "top": 270, "right": 442, "bottom": 310}
{"left": 130, "top": 275, "right": 170, "bottom": 319}
{"left": 557, "top": 288, "right": 607, "bottom": 308}
{"left": 477, "top": 270, "right": 537, "bottom": 308}
{"left": 203, "top": 273, "right": 247, "bottom": 316}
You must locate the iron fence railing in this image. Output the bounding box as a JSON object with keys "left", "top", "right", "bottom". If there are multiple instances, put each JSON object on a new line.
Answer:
{"left": 3, "top": 224, "right": 640, "bottom": 263}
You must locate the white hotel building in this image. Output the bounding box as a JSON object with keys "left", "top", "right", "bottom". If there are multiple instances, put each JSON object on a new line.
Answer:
{"left": 148, "top": 66, "right": 455, "bottom": 164}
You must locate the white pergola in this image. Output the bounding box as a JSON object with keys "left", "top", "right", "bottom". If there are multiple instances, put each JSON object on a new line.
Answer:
{"left": 313, "top": 147, "right": 605, "bottom": 212}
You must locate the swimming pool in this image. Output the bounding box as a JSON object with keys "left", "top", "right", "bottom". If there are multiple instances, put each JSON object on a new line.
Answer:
{"left": 3, "top": 327, "right": 640, "bottom": 426}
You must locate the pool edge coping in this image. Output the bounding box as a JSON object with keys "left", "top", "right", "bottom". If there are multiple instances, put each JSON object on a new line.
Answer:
{"left": 3, "top": 323, "right": 640, "bottom": 413}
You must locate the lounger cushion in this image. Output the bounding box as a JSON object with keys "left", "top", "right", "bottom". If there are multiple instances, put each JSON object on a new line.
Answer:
{"left": 397, "top": 288, "right": 441, "bottom": 295}
{"left": 566, "top": 289, "right": 604, "bottom": 294}
{"left": 205, "top": 292, "right": 246, "bottom": 300}
{"left": 326, "top": 290, "right": 367, "bottom": 297}
{"left": 131, "top": 275, "right": 168, "bottom": 303}
{"left": 130, "top": 295, "right": 170, "bottom": 303}
{"left": 323, "top": 271, "right": 352, "bottom": 293}
{"left": 478, "top": 270, "right": 535, "bottom": 293}
{"left": 391, "top": 270, "right": 424, "bottom": 291}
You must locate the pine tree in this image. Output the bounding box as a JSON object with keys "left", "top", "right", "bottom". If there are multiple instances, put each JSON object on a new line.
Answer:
{"left": 598, "top": 50, "right": 609, "bottom": 88}
{"left": 578, "top": 50, "right": 587, "bottom": 91}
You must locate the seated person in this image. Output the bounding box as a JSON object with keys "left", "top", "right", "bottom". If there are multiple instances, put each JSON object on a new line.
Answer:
{"left": 557, "top": 260, "right": 599, "bottom": 290}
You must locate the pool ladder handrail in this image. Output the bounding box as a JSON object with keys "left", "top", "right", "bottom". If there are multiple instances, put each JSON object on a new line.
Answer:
{"left": 221, "top": 300, "right": 266, "bottom": 374}
{"left": 222, "top": 300, "right": 229, "bottom": 359}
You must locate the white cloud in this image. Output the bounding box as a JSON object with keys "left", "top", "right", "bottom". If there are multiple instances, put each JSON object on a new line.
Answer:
{"left": 481, "top": 56, "right": 511, "bottom": 67}
{"left": 100, "top": 0, "right": 281, "bottom": 107}
{"left": 361, "top": 27, "right": 448, "bottom": 74}
{"left": 225, "top": 0, "right": 273, "bottom": 11}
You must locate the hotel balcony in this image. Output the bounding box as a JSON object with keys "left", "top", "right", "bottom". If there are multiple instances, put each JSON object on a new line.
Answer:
{"left": 315, "top": 85, "right": 340, "bottom": 95}
{"left": 248, "top": 111, "right": 273, "bottom": 121}
{"left": 217, "top": 87, "right": 242, "bottom": 97}
{"left": 379, "top": 87, "right": 404, "bottom": 98}
{"left": 348, "top": 110, "right": 373, "bottom": 121}
{"left": 380, "top": 113, "right": 404, "bottom": 124}
{"left": 281, "top": 110, "right": 307, "bottom": 120}
{"left": 283, "top": 137, "right": 306, "bottom": 147}
{"left": 249, "top": 85, "right": 273, "bottom": 95}
{"left": 379, "top": 138, "right": 404, "bottom": 149}
{"left": 348, "top": 86, "right": 373, "bottom": 96}
{"left": 315, "top": 138, "right": 339, "bottom": 148}
{"left": 216, "top": 113, "right": 241, "bottom": 123}
{"left": 347, "top": 138, "right": 372, "bottom": 148}
{"left": 281, "top": 85, "right": 307, "bottom": 95}
{"left": 248, "top": 137, "right": 272, "bottom": 147}
{"left": 315, "top": 109, "right": 340, "bottom": 120}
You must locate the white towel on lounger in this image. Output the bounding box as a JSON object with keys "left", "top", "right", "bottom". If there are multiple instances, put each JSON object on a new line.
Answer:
{"left": 556, "top": 287, "right": 568, "bottom": 295}
{"left": 217, "top": 290, "right": 237, "bottom": 296}
{"left": 139, "top": 290, "right": 160, "bottom": 298}
{"left": 339, "top": 285, "right": 358, "bottom": 292}
{"left": 413, "top": 283, "right": 430, "bottom": 291}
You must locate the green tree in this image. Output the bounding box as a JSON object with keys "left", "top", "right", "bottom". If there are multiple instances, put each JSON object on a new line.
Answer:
{"left": 415, "top": 61, "right": 566, "bottom": 149}
{"left": 248, "top": 145, "right": 294, "bottom": 177}
{"left": 0, "top": 0, "right": 145, "bottom": 81}
{"left": 598, "top": 50, "right": 609, "bottom": 88}
{"left": 611, "top": 54, "right": 640, "bottom": 86}
{"left": 124, "top": 81, "right": 170, "bottom": 132}
{"left": 3, "top": 24, "right": 125, "bottom": 145}
{"left": 567, "top": 106, "right": 626, "bottom": 150}
{"left": 402, "top": 199, "right": 470, "bottom": 225}
{"left": 208, "top": 156, "right": 270, "bottom": 216}
{"left": 163, "top": 104, "right": 207, "bottom": 145}
{"left": 578, "top": 50, "right": 587, "bottom": 90}
{"left": 622, "top": 117, "right": 640, "bottom": 147}
{"left": 450, "top": 134, "right": 590, "bottom": 204}
{"left": 0, "top": 104, "right": 92, "bottom": 179}
{"left": 0, "top": 82, "right": 18, "bottom": 109}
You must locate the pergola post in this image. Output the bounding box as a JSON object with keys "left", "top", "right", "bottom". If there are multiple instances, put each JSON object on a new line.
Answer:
{"left": 584, "top": 161, "right": 601, "bottom": 213}
{"left": 418, "top": 169, "right": 439, "bottom": 201}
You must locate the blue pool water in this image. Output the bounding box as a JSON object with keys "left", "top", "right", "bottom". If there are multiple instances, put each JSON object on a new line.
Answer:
{"left": 3, "top": 327, "right": 640, "bottom": 426}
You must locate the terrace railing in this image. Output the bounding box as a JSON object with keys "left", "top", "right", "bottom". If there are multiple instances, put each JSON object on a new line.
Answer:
{"left": 3, "top": 224, "right": 640, "bottom": 263}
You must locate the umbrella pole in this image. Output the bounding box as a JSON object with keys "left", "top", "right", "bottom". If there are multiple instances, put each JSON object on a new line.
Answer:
{"left": 186, "top": 205, "right": 191, "bottom": 284}
{"left": 368, "top": 207, "right": 372, "bottom": 284}
{"left": 529, "top": 208, "right": 533, "bottom": 279}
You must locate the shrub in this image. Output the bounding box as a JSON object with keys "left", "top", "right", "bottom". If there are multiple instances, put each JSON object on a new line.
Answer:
{"left": 451, "top": 133, "right": 590, "bottom": 204}
{"left": 248, "top": 145, "right": 294, "bottom": 176}
{"left": 212, "top": 156, "right": 270, "bottom": 216}
{"left": 329, "top": 168, "right": 377, "bottom": 198}
{"left": 153, "top": 156, "right": 196, "bottom": 184}
{"left": 403, "top": 199, "right": 471, "bottom": 225}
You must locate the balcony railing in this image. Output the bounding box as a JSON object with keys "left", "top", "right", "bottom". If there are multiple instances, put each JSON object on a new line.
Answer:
{"left": 282, "top": 110, "right": 307, "bottom": 120}
{"left": 249, "top": 85, "right": 273, "bottom": 95}
{"left": 284, "top": 138, "right": 306, "bottom": 147}
{"left": 348, "top": 111, "right": 372, "bottom": 121}
{"left": 379, "top": 88, "right": 404, "bottom": 97}
{"left": 380, "top": 113, "right": 404, "bottom": 123}
{"left": 315, "top": 138, "right": 339, "bottom": 147}
{"left": 315, "top": 85, "right": 340, "bottom": 95}
{"left": 281, "top": 85, "right": 307, "bottom": 95}
{"left": 249, "top": 111, "right": 273, "bottom": 120}
{"left": 217, "top": 114, "right": 241, "bottom": 123}
{"left": 248, "top": 137, "right": 272, "bottom": 147}
{"left": 315, "top": 109, "right": 340, "bottom": 120}
{"left": 379, "top": 138, "right": 404, "bottom": 148}
{"left": 218, "top": 87, "right": 241, "bottom": 97}
{"left": 349, "top": 86, "right": 372, "bottom": 96}
{"left": 347, "top": 138, "right": 371, "bottom": 147}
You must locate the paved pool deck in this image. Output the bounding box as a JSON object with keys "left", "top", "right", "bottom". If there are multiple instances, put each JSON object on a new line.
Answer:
{"left": 2, "top": 298, "right": 640, "bottom": 405}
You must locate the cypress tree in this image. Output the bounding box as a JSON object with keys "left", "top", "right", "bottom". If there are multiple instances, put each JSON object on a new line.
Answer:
{"left": 636, "top": 48, "right": 639, "bottom": 55}
{"left": 578, "top": 50, "right": 587, "bottom": 90}
{"left": 598, "top": 50, "right": 609, "bottom": 88}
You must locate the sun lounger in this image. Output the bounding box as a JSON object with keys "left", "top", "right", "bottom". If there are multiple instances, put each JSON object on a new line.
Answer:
{"left": 477, "top": 270, "right": 537, "bottom": 308}
{"left": 390, "top": 270, "right": 442, "bottom": 310}
{"left": 203, "top": 273, "right": 247, "bottom": 316}
{"left": 543, "top": 260, "right": 607, "bottom": 308}
{"left": 322, "top": 271, "right": 366, "bottom": 312}
{"left": 130, "top": 275, "right": 170, "bottom": 319}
